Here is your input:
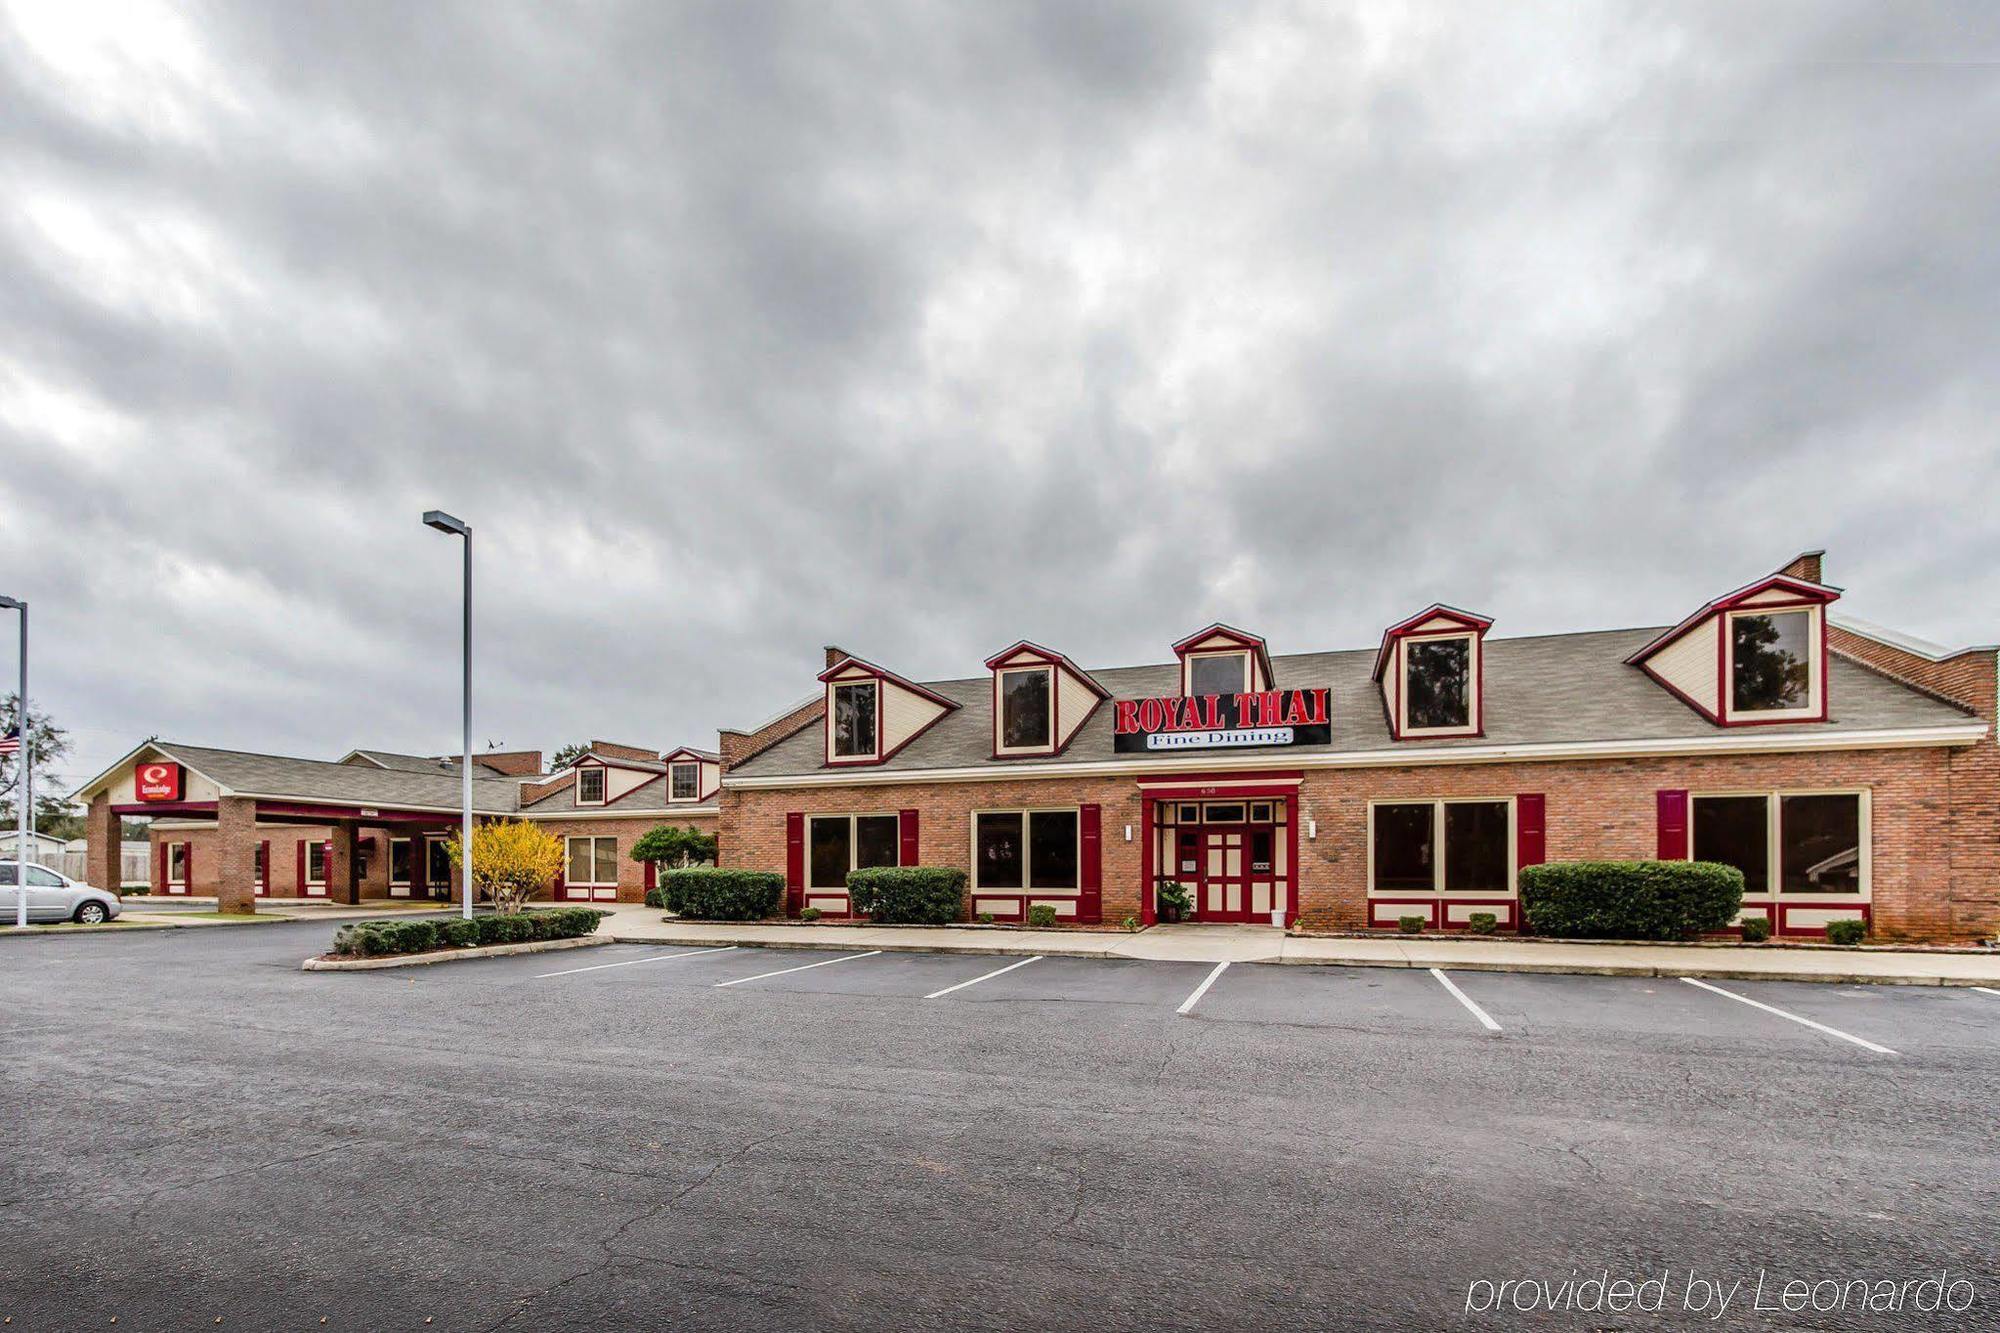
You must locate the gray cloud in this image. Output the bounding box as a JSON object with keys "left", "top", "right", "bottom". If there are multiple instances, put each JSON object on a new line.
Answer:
{"left": 3, "top": 1, "right": 1996, "bottom": 788}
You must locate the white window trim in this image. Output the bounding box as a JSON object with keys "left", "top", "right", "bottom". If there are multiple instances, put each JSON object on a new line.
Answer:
{"left": 828, "top": 679, "right": 882, "bottom": 762}
{"left": 668, "top": 762, "right": 701, "bottom": 802}
{"left": 575, "top": 766, "right": 608, "bottom": 805}
{"left": 806, "top": 812, "right": 902, "bottom": 890}
{"left": 1397, "top": 632, "right": 1480, "bottom": 737}
{"left": 168, "top": 841, "right": 191, "bottom": 887}
{"left": 1687, "top": 788, "right": 1870, "bottom": 902}
{"left": 564, "top": 835, "right": 620, "bottom": 888}
{"left": 305, "top": 840, "right": 327, "bottom": 886}
{"left": 1365, "top": 797, "right": 1516, "bottom": 898}
{"left": 1721, "top": 606, "right": 1821, "bottom": 723}
{"left": 389, "top": 836, "right": 412, "bottom": 887}
{"left": 970, "top": 807, "right": 1082, "bottom": 895}
{"left": 995, "top": 665, "right": 1056, "bottom": 754}
{"left": 1183, "top": 649, "right": 1250, "bottom": 697}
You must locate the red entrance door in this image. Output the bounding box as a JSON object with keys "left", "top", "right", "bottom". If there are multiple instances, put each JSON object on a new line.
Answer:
{"left": 1194, "top": 825, "right": 1254, "bottom": 922}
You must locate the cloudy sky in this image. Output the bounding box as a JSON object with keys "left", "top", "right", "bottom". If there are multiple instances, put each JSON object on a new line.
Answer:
{"left": 4, "top": 1, "right": 1997, "bottom": 790}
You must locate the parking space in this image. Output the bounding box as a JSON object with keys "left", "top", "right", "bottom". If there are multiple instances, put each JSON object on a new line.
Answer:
{"left": 486, "top": 941, "right": 2000, "bottom": 1061}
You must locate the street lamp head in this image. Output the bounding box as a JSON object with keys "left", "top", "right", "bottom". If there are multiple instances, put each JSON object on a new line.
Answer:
{"left": 422, "top": 510, "right": 469, "bottom": 537}
{"left": 0, "top": 596, "right": 21, "bottom": 611}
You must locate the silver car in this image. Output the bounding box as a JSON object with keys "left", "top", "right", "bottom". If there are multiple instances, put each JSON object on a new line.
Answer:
{"left": 0, "top": 864, "right": 123, "bottom": 924}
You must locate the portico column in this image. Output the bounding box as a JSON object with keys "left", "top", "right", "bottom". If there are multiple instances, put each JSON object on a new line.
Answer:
{"left": 215, "top": 796, "right": 259, "bottom": 915}
{"left": 327, "top": 822, "right": 362, "bottom": 905}
{"left": 85, "top": 793, "right": 119, "bottom": 895}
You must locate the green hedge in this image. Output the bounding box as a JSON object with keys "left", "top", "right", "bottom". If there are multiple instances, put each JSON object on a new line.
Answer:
{"left": 644, "top": 886, "right": 666, "bottom": 910}
{"left": 332, "top": 907, "right": 609, "bottom": 957}
{"left": 847, "top": 866, "right": 967, "bottom": 924}
{"left": 1520, "top": 860, "right": 1745, "bottom": 941}
{"left": 662, "top": 868, "right": 783, "bottom": 921}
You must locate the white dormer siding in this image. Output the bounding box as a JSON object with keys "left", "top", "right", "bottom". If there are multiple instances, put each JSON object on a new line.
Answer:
{"left": 1649, "top": 615, "right": 1720, "bottom": 716}
{"left": 1626, "top": 568, "right": 1839, "bottom": 727}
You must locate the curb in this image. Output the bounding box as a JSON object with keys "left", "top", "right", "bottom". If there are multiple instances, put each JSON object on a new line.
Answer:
{"left": 302, "top": 934, "right": 613, "bottom": 971}
{"left": 0, "top": 916, "right": 289, "bottom": 937}
{"left": 601, "top": 930, "right": 1996, "bottom": 986}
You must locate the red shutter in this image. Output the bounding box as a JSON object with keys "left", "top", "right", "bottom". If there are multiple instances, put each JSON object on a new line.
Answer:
{"left": 258, "top": 840, "right": 270, "bottom": 894}
{"left": 785, "top": 812, "right": 805, "bottom": 916}
{"left": 898, "top": 809, "right": 919, "bottom": 866}
{"left": 643, "top": 859, "right": 657, "bottom": 892}
{"left": 156, "top": 841, "right": 166, "bottom": 890}
{"left": 1515, "top": 794, "right": 1545, "bottom": 870}
{"left": 295, "top": 839, "right": 306, "bottom": 895}
{"left": 184, "top": 842, "right": 192, "bottom": 891}
{"left": 1078, "top": 804, "right": 1102, "bottom": 924}
{"left": 1657, "top": 790, "right": 1689, "bottom": 861}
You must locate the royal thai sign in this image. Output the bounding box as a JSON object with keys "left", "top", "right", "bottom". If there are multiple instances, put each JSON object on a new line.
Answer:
{"left": 1112, "top": 688, "right": 1332, "bottom": 753}
{"left": 135, "top": 761, "right": 183, "bottom": 802}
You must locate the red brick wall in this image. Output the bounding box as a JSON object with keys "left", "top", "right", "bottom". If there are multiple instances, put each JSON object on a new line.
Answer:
{"left": 720, "top": 696, "right": 824, "bottom": 770}
{"left": 721, "top": 742, "right": 1995, "bottom": 941}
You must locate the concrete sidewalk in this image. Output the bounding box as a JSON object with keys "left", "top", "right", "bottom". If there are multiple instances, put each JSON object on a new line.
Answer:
{"left": 595, "top": 905, "right": 2000, "bottom": 986}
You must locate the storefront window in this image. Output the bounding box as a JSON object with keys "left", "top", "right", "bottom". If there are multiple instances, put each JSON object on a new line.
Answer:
{"left": 1028, "top": 811, "right": 1078, "bottom": 889}
{"left": 1000, "top": 669, "right": 1053, "bottom": 749}
{"left": 1372, "top": 804, "right": 1433, "bottom": 892}
{"left": 1692, "top": 796, "right": 1769, "bottom": 895}
{"left": 306, "top": 841, "right": 326, "bottom": 884}
{"left": 832, "top": 682, "right": 878, "bottom": 757}
{"left": 566, "top": 836, "right": 618, "bottom": 886}
{"left": 427, "top": 838, "right": 452, "bottom": 887}
{"left": 391, "top": 838, "right": 413, "bottom": 886}
{"left": 1731, "top": 611, "right": 1812, "bottom": 712}
{"left": 1780, "top": 794, "right": 1862, "bottom": 894}
{"left": 809, "top": 814, "right": 899, "bottom": 890}
{"left": 855, "top": 815, "right": 899, "bottom": 872}
{"left": 976, "top": 813, "right": 1023, "bottom": 888}
{"left": 1405, "top": 637, "right": 1472, "bottom": 729}
{"left": 169, "top": 842, "right": 190, "bottom": 885}
{"left": 1442, "top": 801, "right": 1508, "bottom": 891}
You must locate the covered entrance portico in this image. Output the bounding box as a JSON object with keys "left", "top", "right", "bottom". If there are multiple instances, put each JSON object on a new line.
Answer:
{"left": 1138, "top": 773, "right": 1300, "bottom": 927}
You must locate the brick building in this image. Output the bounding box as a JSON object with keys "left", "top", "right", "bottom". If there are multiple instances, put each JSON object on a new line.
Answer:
{"left": 71, "top": 741, "right": 720, "bottom": 911}
{"left": 716, "top": 553, "right": 1998, "bottom": 941}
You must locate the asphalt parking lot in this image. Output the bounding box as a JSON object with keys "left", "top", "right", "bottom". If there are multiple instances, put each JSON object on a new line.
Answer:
{"left": 5, "top": 921, "right": 1999, "bottom": 1330}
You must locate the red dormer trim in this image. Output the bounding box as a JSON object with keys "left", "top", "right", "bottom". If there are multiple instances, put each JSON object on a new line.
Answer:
{"left": 1624, "top": 574, "right": 1841, "bottom": 667}
{"left": 1371, "top": 604, "right": 1494, "bottom": 682}
{"left": 817, "top": 654, "right": 961, "bottom": 768}
{"left": 1373, "top": 603, "right": 1493, "bottom": 741}
{"left": 1171, "top": 623, "right": 1276, "bottom": 693}
{"left": 984, "top": 639, "right": 1111, "bottom": 761}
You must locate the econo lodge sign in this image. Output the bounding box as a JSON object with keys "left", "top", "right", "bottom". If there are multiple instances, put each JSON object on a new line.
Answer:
{"left": 135, "top": 761, "right": 183, "bottom": 802}
{"left": 1113, "top": 688, "right": 1332, "bottom": 753}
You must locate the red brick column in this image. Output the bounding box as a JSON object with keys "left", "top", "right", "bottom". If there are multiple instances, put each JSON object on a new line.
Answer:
{"left": 85, "top": 793, "right": 120, "bottom": 894}
{"left": 327, "top": 822, "right": 362, "bottom": 905}
{"left": 215, "top": 797, "right": 259, "bottom": 915}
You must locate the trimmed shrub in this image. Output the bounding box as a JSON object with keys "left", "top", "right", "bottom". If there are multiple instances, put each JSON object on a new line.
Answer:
{"left": 124, "top": 883, "right": 152, "bottom": 896}
{"left": 1739, "top": 916, "right": 1771, "bottom": 944}
{"left": 644, "top": 886, "right": 666, "bottom": 910}
{"left": 1521, "top": 860, "right": 1745, "bottom": 941}
{"left": 799, "top": 906, "right": 822, "bottom": 922}
{"left": 664, "top": 868, "right": 783, "bottom": 921}
{"left": 848, "top": 866, "right": 967, "bottom": 925}
{"left": 977, "top": 912, "right": 995, "bottom": 925}
{"left": 331, "top": 908, "right": 606, "bottom": 958}
{"left": 1397, "top": 915, "right": 1425, "bottom": 935}
{"left": 1027, "top": 904, "right": 1058, "bottom": 928}
{"left": 1466, "top": 912, "right": 1498, "bottom": 935}
{"left": 1825, "top": 919, "right": 1867, "bottom": 946}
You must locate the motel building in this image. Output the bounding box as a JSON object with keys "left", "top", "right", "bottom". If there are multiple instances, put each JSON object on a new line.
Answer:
{"left": 70, "top": 741, "right": 722, "bottom": 911}
{"left": 715, "top": 553, "right": 2000, "bottom": 941}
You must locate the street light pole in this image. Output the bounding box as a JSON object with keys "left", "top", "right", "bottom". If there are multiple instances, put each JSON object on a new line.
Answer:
{"left": 1, "top": 596, "right": 27, "bottom": 931}
{"left": 422, "top": 512, "right": 474, "bottom": 920}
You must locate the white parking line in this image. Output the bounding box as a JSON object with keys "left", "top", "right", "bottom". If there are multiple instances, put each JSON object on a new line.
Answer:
{"left": 713, "top": 950, "right": 883, "bottom": 988}
{"left": 1429, "top": 968, "right": 1502, "bottom": 1032}
{"left": 1972, "top": 987, "right": 2000, "bottom": 1000}
{"left": 533, "top": 946, "right": 734, "bottom": 979}
{"left": 925, "top": 955, "right": 1042, "bottom": 999}
{"left": 1176, "top": 961, "right": 1230, "bottom": 1015}
{"left": 1681, "top": 977, "right": 1897, "bottom": 1055}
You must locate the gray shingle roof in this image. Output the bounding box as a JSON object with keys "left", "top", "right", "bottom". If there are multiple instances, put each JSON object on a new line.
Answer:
{"left": 728, "top": 627, "right": 1978, "bottom": 779}
{"left": 158, "top": 744, "right": 525, "bottom": 813}
{"left": 522, "top": 778, "right": 714, "bottom": 815}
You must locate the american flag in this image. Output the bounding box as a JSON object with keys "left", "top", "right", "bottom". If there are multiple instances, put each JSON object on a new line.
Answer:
{"left": 0, "top": 726, "right": 19, "bottom": 756}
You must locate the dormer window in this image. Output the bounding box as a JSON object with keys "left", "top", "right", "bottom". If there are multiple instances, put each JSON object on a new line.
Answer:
{"left": 831, "top": 680, "right": 879, "bottom": 759}
{"left": 1405, "top": 635, "right": 1473, "bottom": 730}
{"left": 998, "top": 667, "right": 1053, "bottom": 751}
{"left": 1729, "top": 610, "right": 1814, "bottom": 714}
{"left": 1374, "top": 605, "right": 1492, "bottom": 740}
{"left": 1626, "top": 562, "right": 1837, "bottom": 726}
{"left": 576, "top": 767, "right": 606, "bottom": 804}
{"left": 1188, "top": 651, "right": 1248, "bottom": 697}
{"left": 669, "top": 761, "right": 700, "bottom": 801}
